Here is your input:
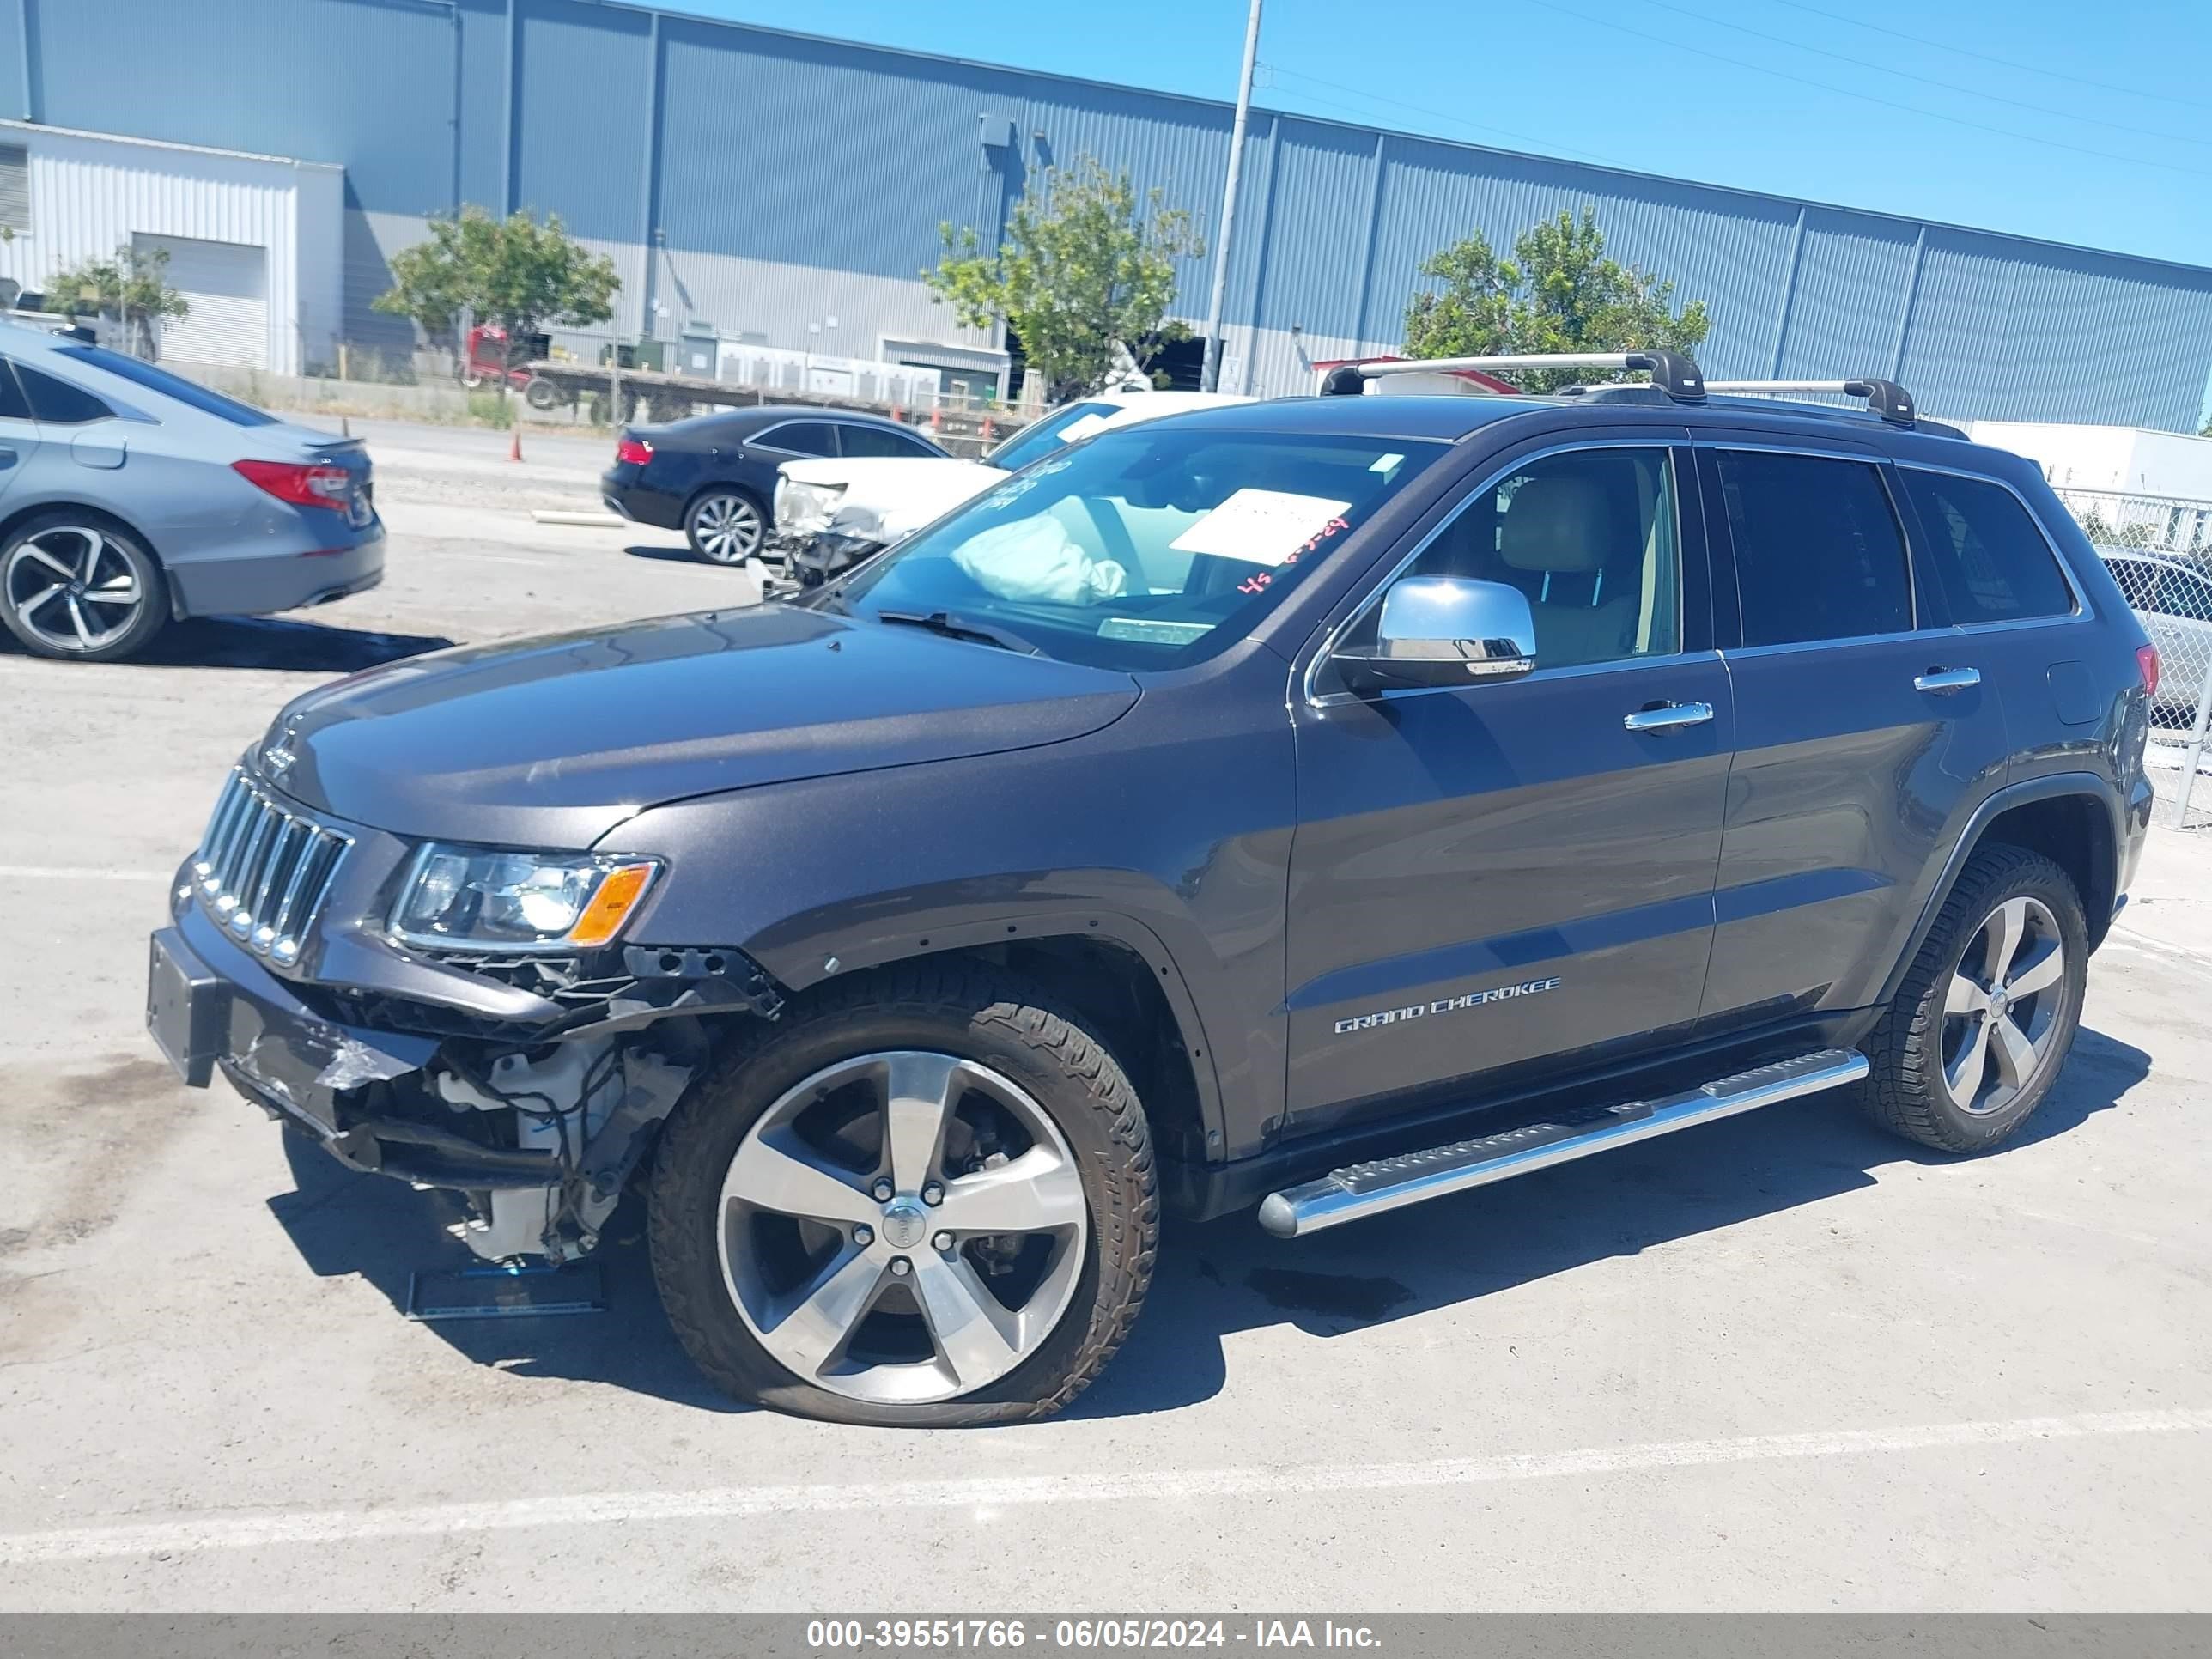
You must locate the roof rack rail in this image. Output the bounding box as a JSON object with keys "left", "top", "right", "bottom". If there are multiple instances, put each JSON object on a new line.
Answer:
{"left": 1703, "top": 378, "right": 1917, "bottom": 427}
{"left": 1319, "top": 349, "right": 1706, "bottom": 404}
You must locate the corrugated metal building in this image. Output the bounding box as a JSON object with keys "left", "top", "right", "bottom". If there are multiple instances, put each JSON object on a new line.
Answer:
{"left": 0, "top": 120, "right": 344, "bottom": 374}
{"left": 3, "top": 0, "right": 2208, "bottom": 427}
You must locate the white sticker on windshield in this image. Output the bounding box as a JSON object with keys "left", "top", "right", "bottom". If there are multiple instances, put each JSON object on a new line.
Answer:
{"left": 1055, "top": 412, "right": 1111, "bottom": 445}
{"left": 1370, "top": 452, "right": 1405, "bottom": 474}
{"left": 1168, "top": 489, "right": 1352, "bottom": 565}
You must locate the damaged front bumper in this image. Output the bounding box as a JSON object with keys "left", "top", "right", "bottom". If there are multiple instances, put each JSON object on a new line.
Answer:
{"left": 149, "top": 858, "right": 779, "bottom": 1263}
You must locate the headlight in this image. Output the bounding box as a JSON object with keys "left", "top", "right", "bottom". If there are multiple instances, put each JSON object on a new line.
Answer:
{"left": 777, "top": 480, "right": 846, "bottom": 536}
{"left": 389, "top": 845, "right": 659, "bottom": 954}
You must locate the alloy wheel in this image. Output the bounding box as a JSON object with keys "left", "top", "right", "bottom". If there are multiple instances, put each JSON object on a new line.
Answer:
{"left": 716, "top": 1049, "right": 1090, "bottom": 1404}
{"left": 3, "top": 526, "right": 148, "bottom": 655}
{"left": 1941, "top": 895, "right": 2068, "bottom": 1116}
{"left": 691, "top": 493, "right": 763, "bottom": 562}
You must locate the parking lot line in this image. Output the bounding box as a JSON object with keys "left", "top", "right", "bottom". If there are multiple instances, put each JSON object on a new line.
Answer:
{"left": 3, "top": 1406, "right": 2206, "bottom": 1566}
{"left": 0, "top": 866, "right": 169, "bottom": 883}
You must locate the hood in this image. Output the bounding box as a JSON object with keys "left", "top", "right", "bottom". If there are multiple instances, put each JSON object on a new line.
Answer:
{"left": 259, "top": 605, "right": 1139, "bottom": 847}
{"left": 781, "top": 456, "right": 1005, "bottom": 539}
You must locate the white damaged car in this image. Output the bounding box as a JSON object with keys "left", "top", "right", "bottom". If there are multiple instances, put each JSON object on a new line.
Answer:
{"left": 773, "top": 389, "right": 1249, "bottom": 585}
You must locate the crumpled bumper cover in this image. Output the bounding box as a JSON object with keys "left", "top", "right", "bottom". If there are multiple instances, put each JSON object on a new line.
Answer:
{"left": 155, "top": 901, "right": 437, "bottom": 1139}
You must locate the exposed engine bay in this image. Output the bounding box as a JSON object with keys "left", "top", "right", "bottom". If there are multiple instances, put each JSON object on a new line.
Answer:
{"left": 428, "top": 1032, "right": 700, "bottom": 1263}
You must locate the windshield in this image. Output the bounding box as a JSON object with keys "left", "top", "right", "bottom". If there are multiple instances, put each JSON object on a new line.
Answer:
{"left": 836, "top": 426, "right": 1447, "bottom": 671}
{"left": 55, "top": 345, "right": 282, "bottom": 425}
{"left": 984, "top": 401, "right": 1118, "bottom": 472}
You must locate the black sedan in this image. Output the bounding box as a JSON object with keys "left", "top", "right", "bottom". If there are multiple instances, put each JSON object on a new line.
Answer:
{"left": 600, "top": 405, "right": 949, "bottom": 564}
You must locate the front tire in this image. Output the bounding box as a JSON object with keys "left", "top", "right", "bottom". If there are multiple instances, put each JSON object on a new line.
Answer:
{"left": 0, "top": 515, "right": 167, "bottom": 662}
{"left": 648, "top": 965, "right": 1158, "bottom": 1425}
{"left": 1860, "top": 844, "right": 2088, "bottom": 1153}
{"left": 684, "top": 488, "right": 766, "bottom": 565}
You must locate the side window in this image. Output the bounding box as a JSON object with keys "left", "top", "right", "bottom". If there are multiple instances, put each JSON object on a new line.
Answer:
{"left": 1901, "top": 471, "right": 2076, "bottom": 623}
{"left": 1391, "top": 446, "right": 1681, "bottom": 669}
{"left": 0, "top": 360, "right": 30, "bottom": 422}
{"left": 839, "top": 423, "right": 938, "bottom": 459}
{"left": 751, "top": 421, "right": 835, "bottom": 457}
{"left": 15, "top": 362, "right": 111, "bottom": 424}
{"left": 1717, "top": 450, "right": 1911, "bottom": 646}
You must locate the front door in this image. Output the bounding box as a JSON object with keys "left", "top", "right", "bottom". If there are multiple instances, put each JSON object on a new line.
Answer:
{"left": 1284, "top": 439, "right": 1732, "bottom": 1132}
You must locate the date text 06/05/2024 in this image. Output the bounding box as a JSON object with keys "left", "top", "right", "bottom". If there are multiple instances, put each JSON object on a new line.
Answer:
{"left": 803, "top": 1618, "right": 1383, "bottom": 1649}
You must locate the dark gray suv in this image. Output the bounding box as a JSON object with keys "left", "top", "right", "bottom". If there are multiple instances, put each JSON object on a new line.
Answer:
{"left": 146, "top": 351, "right": 2156, "bottom": 1425}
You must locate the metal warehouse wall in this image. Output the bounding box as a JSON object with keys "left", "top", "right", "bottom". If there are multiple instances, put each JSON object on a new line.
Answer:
{"left": 6, "top": 0, "right": 2209, "bottom": 426}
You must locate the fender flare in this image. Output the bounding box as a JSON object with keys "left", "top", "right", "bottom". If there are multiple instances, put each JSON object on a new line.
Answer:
{"left": 756, "top": 906, "right": 1233, "bottom": 1161}
{"left": 1874, "top": 771, "right": 2122, "bottom": 1009}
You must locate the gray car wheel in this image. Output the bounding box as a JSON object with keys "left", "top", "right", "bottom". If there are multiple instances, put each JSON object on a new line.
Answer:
{"left": 649, "top": 963, "right": 1158, "bottom": 1425}
{"left": 685, "top": 489, "right": 764, "bottom": 564}
{"left": 0, "top": 517, "right": 167, "bottom": 663}
{"left": 1859, "top": 844, "right": 2087, "bottom": 1153}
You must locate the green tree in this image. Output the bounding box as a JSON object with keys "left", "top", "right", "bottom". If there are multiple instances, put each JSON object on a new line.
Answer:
{"left": 374, "top": 206, "right": 620, "bottom": 399}
{"left": 925, "top": 155, "right": 1203, "bottom": 402}
{"left": 46, "top": 244, "right": 189, "bottom": 358}
{"left": 1403, "top": 206, "right": 1711, "bottom": 392}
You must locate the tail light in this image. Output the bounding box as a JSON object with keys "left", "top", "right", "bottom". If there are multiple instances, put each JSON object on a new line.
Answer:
{"left": 615, "top": 437, "right": 653, "bottom": 467}
{"left": 2137, "top": 643, "right": 2160, "bottom": 700}
{"left": 234, "top": 459, "right": 354, "bottom": 512}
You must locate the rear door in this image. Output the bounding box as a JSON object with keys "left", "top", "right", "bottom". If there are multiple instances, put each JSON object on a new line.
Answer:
{"left": 1697, "top": 441, "right": 2010, "bottom": 1030}
{"left": 0, "top": 358, "right": 37, "bottom": 510}
{"left": 1284, "top": 434, "right": 1733, "bottom": 1130}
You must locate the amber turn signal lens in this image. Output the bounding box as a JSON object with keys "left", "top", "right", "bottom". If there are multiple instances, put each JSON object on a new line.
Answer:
{"left": 568, "top": 862, "right": 657, "bottom": 948}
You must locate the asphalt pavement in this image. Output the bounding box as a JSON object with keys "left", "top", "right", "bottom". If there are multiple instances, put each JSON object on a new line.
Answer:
{"left": 2, "top": 419, "right": 2209, "bottom": 1613}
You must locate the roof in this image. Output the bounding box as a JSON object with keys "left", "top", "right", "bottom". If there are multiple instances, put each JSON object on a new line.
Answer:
{"left": 1152, "top": 394, "right": 1545, "bottom": 442}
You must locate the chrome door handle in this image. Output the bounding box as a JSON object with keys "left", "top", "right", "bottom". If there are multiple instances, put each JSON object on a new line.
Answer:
{"left": 1914, "top": 667, "right": 1981, "bottom": 695}
{"left": 1623, "top": 700, "right": 1714, "bottom": 733}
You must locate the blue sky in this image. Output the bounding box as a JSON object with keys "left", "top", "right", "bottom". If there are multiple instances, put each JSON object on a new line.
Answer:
{"left": 690, "top": 0, "right": 2212, "bottom": 270}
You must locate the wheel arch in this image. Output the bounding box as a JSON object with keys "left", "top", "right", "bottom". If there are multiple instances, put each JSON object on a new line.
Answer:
{"left": 751, "top": 910, "right": 1230, "bottom": 1171}
{"left": 0, "top": 500, "right": 173, "bottom": 611}
{"left": 1877, "top": 773, "right": 2122, "bottom": 1008}
{"left": 684, "top": 477, "right": 768, "bottom": 520}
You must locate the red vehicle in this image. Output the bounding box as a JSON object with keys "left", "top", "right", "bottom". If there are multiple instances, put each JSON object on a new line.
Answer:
{"left": 458, "top": 324, "right": 551, "bottom": 392}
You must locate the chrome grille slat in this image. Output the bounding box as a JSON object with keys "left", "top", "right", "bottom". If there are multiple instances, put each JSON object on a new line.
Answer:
{"left": 195, "top": 778, "right": 249, "bottom": 886}
{"left": 191, "top": 767, "right": 352, "bottom": 966}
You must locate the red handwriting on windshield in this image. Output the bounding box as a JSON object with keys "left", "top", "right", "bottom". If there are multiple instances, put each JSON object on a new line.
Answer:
{"left": 1236, "top": 516, "right": 1352, "bottom": 596}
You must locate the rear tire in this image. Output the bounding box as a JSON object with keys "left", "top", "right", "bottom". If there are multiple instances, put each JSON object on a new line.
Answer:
{"left": 1859, "top": 844, "right": 2087, "bottom": 1153}
{"left": 648, "top": 964, "right": 1158, "bottom": 1425}
{"left": 684, "top": 487, "right": 766, "bottom": 565}
{"left": 0, "top": 514, "right": 167, "bottom": 662}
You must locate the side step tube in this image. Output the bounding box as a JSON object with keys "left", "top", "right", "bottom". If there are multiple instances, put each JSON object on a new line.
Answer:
{"left": 1257, "top": 1048, "right": 1869, "bottom": 1239}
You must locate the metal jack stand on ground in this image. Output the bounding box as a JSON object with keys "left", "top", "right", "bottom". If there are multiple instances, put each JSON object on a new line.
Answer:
{"left": 405, "top": 1260, "right": 606, "bottom": 1322}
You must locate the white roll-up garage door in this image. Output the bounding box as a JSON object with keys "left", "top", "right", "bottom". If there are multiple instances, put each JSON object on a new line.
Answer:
{"left": 131, "top": 233, "right": 270, "bottom": 369}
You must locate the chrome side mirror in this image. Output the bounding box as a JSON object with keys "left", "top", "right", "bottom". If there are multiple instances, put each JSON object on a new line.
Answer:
{"left": 1337, "top": 576, "right": 1537, "bottom": 690}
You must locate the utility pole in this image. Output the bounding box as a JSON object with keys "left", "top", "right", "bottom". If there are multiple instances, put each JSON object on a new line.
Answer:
{"left": 1200, "top": 0, "right": 1261, "bottom": 393}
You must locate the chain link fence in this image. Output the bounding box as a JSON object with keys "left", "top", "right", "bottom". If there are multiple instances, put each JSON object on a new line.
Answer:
{"left": 2053, "top": 490, "right": 2212, "bottom": 830}
{"left": 140, "top": 321, "right": 1031, "bottom": 457}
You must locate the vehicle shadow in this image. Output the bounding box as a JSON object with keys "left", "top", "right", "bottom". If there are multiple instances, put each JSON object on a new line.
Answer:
{"left": 268, "top": 1132, "right": 747, "bottom": 1413}
{"left": 0, "top": 614, "right": 453, "bottom": 672}
{"left": 1063, "top": 1023, "right": 2154, "bottom": 1420}
{"left": 621, "top": 543, "right": 705, "bottom": 565}
{"left": 261, "top": 1025, "right": 2149, "bottom": 1422}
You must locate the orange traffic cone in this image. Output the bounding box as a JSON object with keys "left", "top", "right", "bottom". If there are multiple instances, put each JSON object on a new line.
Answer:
{"left": 509, "top": 427, "right": 523, "bottom": 463}
{"left": 981, "top": 416, "right": 995, "bottom": 442}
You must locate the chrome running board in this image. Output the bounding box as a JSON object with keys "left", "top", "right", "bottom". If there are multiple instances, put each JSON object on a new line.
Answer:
{"left": 1256, "top": 1048, "right": 1869, "bottom": 1238}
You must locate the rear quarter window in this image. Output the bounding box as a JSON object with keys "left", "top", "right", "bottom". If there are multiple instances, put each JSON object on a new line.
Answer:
{"left": 15, "top": 362, "right": 111, "bottom": 424}
{"left": 1901, "top": 471, "right": 2077, "bottom": 623}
